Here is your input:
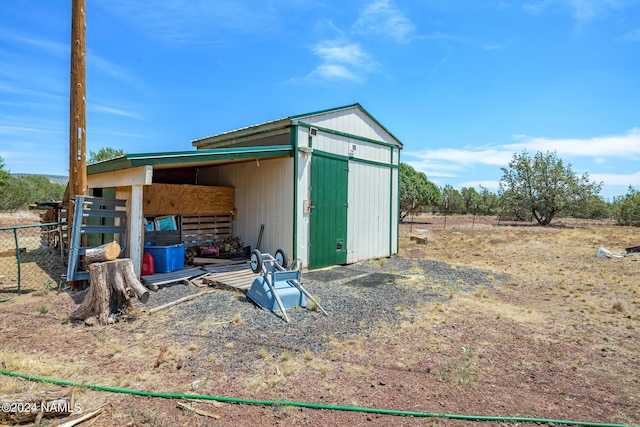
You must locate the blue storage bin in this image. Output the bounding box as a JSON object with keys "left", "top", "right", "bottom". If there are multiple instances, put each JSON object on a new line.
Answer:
{"left": 144, "top": 244, "right": 184, "bottom": 273}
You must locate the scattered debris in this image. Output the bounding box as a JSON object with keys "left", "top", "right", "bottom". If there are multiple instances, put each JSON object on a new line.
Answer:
{"left": 149, "top": 290, "right": 217, "bottom": 314}
{"left": 626, "top": 245, "right": 640, "bottom": 254}
{"left": 55, "top": 402, "right": 108, "bottom": 427}
{"left": 596, "top": 246, "right": 638, "bottom": 259}
{"left": 154, "top": 344, "right": 169, "bottom": 368}
{"left": 410, "top": 235, "right": 427, "bottom": 244}
{"left": 0, "top": 391, "right": 75, "bottom": 424}
{"left": 176, "top": 402, "right": 221, "bottom": 419}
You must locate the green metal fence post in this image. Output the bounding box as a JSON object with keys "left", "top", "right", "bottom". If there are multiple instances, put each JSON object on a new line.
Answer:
{"left": 12, "top": 228, "right": 21, "bottom": 294}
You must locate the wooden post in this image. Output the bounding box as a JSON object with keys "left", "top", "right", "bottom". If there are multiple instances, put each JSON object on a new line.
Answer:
{"left": 68, "top": 0, "right": 87, "bottom": 230}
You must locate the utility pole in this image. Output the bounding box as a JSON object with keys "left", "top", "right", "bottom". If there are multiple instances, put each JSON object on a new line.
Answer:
{"left": 69, "top": 0, "right": 87, "bottom": 227}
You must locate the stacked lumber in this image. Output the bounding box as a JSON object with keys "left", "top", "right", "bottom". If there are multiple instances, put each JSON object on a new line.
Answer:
{"left": 181, "top": 215, "right": 233, "bottom": 247}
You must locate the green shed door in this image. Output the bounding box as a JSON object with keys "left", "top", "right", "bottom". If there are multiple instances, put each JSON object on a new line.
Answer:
{"left": 309, "top": 154, "right": 348, "bottom": 269}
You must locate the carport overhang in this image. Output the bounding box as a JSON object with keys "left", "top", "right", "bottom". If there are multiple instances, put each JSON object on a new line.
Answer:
{"left": 87, "top": 145, "right": 294, "bottom": 177}
{"left": 85, "top": 145, "right": 294, "bottom": 276}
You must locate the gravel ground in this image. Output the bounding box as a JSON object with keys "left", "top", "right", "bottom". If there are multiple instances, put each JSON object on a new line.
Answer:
{"left": 136, "top": 257, "right": 510, "bottom": 373}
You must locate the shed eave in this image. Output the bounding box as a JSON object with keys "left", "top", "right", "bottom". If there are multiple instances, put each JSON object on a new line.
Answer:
{"left": 87, "top": 145, "right": 294, "bottom": 175}
{"left": 191, "top": 118, "right": 292, "bottom": 148}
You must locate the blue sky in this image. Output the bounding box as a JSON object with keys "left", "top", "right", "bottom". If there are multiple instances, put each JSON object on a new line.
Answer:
{"left": 1, "top": 0, "right": 639, "bottom": 200}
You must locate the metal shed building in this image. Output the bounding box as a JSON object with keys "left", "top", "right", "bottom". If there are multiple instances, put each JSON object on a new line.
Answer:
{"left": 86, "top": 104, "right": 401, "bottom": 274}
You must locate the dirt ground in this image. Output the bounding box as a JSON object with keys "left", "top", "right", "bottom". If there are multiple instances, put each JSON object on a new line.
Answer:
{"left": 1, "top": 213, "right": 639, "bottom": 426}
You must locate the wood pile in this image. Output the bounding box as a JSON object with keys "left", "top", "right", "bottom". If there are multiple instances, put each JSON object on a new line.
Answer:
{"left": 184, "top": 237, "right": 246, "bottom": 265}
{"left": 219, "top": 237, "right": 244, "bottom": 253}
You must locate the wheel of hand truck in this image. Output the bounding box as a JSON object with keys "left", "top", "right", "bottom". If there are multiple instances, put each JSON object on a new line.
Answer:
{"left": 250, "top": 249, "right": 263, "bottom": 273}
{"left": 275, "top": 248, "right": 288, "bottom": 269}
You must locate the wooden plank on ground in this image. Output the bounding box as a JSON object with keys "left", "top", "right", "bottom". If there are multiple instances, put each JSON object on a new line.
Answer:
{"left": 204, "top": 269, "right": 257, "bottom": 292}
{"left": 141, "top": 267, "right": 205, "bottom": 286}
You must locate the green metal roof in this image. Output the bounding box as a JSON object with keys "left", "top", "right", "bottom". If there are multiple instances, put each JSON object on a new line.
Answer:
{"left": 192, "top": 103, "right": 403, "bottom": 149}
{"left": 87, "top": 145, "right": 293, "bottom": 175}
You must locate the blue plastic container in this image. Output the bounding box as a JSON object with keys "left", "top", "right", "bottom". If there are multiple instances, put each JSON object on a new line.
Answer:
{"left": 144, "top": 244, "right": 185, "bottom": 273}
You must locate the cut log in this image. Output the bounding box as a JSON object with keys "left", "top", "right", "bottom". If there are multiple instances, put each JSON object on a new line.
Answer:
{"left": 0, "top": 391, "right": 73, "bottom": 424}
{"left": 149, "top": 290, "right": 216, "bottom": 314}
{"left": 83, "top": 241, "right": 121, "bottom": 265}
{"left": 72, "top": 259, "right": 150, "bottom": 326}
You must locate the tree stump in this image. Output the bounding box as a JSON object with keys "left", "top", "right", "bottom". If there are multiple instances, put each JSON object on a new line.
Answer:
{"left": 72, "top": 259, "right": 149, "bottom": 326}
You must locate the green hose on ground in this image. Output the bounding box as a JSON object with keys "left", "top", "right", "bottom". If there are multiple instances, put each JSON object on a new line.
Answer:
{"left": 0, "top": 370, "right": 635, "bottom": 427}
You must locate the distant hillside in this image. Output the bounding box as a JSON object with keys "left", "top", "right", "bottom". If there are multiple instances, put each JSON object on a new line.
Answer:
{"left": 12, "top": 174, "right": 68, "bottom": 185}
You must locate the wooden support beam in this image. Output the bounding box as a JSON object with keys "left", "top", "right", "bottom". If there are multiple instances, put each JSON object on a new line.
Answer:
{"left": 69, "top": 0, "right": 87, "bottom": 229}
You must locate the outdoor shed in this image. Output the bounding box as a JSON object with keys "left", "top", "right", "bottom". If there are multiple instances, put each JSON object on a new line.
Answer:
{"left": 86, "top": 104, "right": 401, "bottom": 275}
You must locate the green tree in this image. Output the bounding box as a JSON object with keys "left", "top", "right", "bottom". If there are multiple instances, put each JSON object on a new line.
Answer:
{"left": 612, "top": 187, "right": 640, "bottom": 226}
{"left": 477, "top": 185, "right": 500, "bottom": 216}
{"left": 461, "top": 187, "right": 481, "bottom": 214}
{"left": 499, "top": 150, "right": 602, "bottom": 225}
{"left": 0, "top": 175, "right": 65, "bottom": 211}
{"left": 399, "top": 163, "right": 442, "bottom": 220}
{"left": 564, "top": 194, "right": 610, "bottom": 220}
{"left": 0, "top": 156, "right": 9, "bottom": 186}
{"left": 439, "top": 185, "right": 465, "bottom": 214}
{"left": 89, "top": 147, "right": 126, "bottom": 164}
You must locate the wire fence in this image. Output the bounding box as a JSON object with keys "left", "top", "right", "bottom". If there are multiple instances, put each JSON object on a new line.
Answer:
{"left": 0, "top": 222, "right": 67, "bottom": 295}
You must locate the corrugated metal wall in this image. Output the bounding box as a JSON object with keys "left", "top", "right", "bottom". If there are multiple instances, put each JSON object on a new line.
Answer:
{"left": 296, "top": 119, "right": 400, "bottom": 267}
{"left": 298, "top": 107, "right": 398, "bottom": 146}
{"left": 347, "top": 162, "right": 392, "bottom": 263}
{"left": 199, "top": 158, "right": 294, "bottom": 258}
{"left": 295, "top": 147, "right": 311, "bottom": 267}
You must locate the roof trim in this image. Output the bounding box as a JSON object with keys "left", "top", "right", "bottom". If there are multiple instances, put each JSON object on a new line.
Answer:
{"left": 191, "top": 117, "right": 291, "bottom": 148}
{"left": 290, "top": 103, "right": 402, "bottom": 148}
{"left": 191, "top": 103, "right": 402, "bottom": 150}
{"left": 297, "top": 121, "right": 401, "bottom": 149}
{"left": 87, "top": 145, "right": 294, "bottom": 175}
{"left": 288, "top": 103, "right": 361, "bottom": 120}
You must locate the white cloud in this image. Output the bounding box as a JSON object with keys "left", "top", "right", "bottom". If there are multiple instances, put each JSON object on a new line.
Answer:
{"left": 406, "top": 147, "right": 514, "bottom": 167}
{"left": 302, "top": 40, "right": 378, "bottom": 83}
{"left": 404, "top": 129, "right": 640, "bottom": 194}
{"left": 523, "top": 0, "right": 628, "bottom": 27}
{"left": 0, "top": 29, "right": 67, "bottom": 57}
{"left": 505, "top": 128, "right": 640, "bottom": 158}
{"left": 95, "top": 0, "right": 283, "bottom": 46}
{"left": 353, "top": 0, "right": 415, "bottom": 43}
{"left": 91, "top": 105, "right": 143, "bottom": 120}
{"left": 616, "top": 28, "right": 640, "bottom": 43}
{"left": 591, "top": 171, "right": 640, "bottom": 186}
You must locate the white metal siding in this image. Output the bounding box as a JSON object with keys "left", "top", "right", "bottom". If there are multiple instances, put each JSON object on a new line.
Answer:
{"left": 199, "top": 158, "right": 294, "bottom": 257}
{"left": 346, "top": 163, "right": 392, "bottom": 263}
{"left": 296, "top": 146, "right": 312, "bottom": 267}
{"left": 391, "top": 166, "right": 399, "bottom": 254}
{"left": 312, "top": 133, "right": 392, "bottom": 164}
{"left": 297, "top": 123, "right": 400, "bottom": 267}
{"left": 297, "top": 107, "right": 398, "bottom": 146}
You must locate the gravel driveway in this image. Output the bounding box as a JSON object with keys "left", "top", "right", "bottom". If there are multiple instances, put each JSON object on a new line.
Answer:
{"left": 136, "top": 257, "right": 509, "bottom": 374}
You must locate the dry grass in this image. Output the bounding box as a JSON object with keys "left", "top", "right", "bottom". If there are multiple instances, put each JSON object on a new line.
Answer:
{"left": 1, "top": 213, "right": 638, "bottom": 425}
